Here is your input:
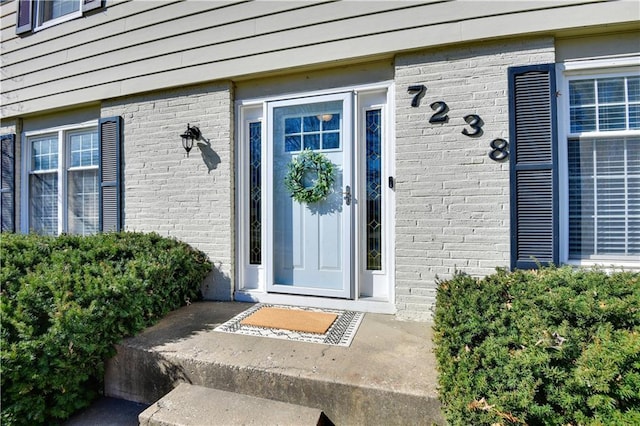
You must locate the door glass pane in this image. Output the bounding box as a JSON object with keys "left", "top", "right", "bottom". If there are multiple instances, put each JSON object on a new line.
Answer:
{"left": 285, "top": 135, "right": 301, "bottom": 152}
{"left": 283, "top": 111, "right": 341, "bottom": 152}
{"left": 303, "top": 116, "right": 320, "bottom": 132}
{"left": 304, "top": 134, "right": 320, "bottom": 150}
{"left": 249, "top": 121, "right": 262, "bottom": 265}
{"left": 366, "top": 110, "right": 383, "bottom": 270}
{"left": 323, "top": 132, "right": 340, "bottom": 150}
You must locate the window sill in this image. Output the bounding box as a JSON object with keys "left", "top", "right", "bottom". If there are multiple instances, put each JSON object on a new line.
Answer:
{"left": 565, "top": 259, "right": 640, "bottom": 272}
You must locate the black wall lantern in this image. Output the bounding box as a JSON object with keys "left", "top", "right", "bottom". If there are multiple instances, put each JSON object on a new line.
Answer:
{"left": 180, "top": 124, "right": 201, "bottom": 157}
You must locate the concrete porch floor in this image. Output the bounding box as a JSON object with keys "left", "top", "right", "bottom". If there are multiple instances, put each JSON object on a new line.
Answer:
{"left": 103, "top": 301, "right": 444, "bottom": 425}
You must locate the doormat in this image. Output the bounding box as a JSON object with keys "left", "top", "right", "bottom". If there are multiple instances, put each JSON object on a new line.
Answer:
{"left": 240, "top": 307, "right": 338, "bottom": 334}
{"left": 214, "top": 304, "right": 364, "bottom": 347}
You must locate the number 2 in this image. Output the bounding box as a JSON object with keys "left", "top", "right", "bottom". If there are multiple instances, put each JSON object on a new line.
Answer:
{"left": 429, "top": 101, "right": 449, "bottom": 123}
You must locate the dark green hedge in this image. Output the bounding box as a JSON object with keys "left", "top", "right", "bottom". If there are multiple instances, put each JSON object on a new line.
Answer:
{"left": 0, "top": 232, "right": 211, "bottom": 425}
{"left": 433, "top": 266, "right": 640, "bottom": 425}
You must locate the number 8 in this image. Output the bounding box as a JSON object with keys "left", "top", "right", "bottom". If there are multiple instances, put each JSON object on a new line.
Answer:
{"left": 489, "top": 138, "right": 509, "bottom": 161}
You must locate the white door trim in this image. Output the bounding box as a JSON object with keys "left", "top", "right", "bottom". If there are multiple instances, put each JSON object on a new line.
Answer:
{"left": 234, "top": 82, "right": 396, "bottom": 313}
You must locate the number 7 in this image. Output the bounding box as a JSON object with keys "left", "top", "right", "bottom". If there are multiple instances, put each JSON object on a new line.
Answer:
{"left": 408, "top": 85, "right": 427, "bottom": 107}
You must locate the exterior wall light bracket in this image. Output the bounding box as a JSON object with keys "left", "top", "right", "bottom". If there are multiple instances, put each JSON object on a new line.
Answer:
{"left": 180, "top": 124, "right": 201, "bottom": 157}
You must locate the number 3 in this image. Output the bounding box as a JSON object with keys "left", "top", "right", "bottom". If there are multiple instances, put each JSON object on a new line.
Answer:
{"left": 462, "top": 114, "right": 483, "bottom": 137}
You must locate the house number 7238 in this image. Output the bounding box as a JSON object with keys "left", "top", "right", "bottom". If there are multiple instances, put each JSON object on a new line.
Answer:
{"left": 407, "top": 84, "right": 509, "bottom": 161}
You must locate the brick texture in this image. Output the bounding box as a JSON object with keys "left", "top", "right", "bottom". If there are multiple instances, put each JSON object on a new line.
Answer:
{"left": 101, "top": 82, "right": 235, "bottom": 300}
{"left": 394, "top": 38, "right": 555, "bottom": 321}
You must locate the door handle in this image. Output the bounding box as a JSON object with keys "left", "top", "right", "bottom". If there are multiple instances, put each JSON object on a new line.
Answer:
{"left": 343, "top": 185, "right": 351, "bottom": 206}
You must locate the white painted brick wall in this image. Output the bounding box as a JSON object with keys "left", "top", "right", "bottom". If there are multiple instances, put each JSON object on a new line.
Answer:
{"left": 101, "top": 82, "right": 235, "bottom": 300}
{"left": 394, "top": 38, "right": 555, "bottom": 321}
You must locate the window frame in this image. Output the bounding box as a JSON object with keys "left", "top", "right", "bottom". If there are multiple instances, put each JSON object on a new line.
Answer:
{"left": 66, "top": 128, "right": 101, "bottom": 235}
{"left": 34, "top": 0, "right": 82, "bottom": 32}
{"left": 557, "top": 59, "right": 640, "bottom": 268}
{"left": 16, "top": 0, "right": 103, "bottom": 34}
{"left": 21, "top": 120, "right": 99, "bottom": 235}
{"left": 28, "top": 132, "right": 61, "bottom": 235}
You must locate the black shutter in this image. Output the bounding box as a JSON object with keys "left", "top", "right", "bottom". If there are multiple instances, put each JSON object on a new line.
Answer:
{"left": 16, "top": 0, "right": 33, "bottom": 34}
{"left": 82, "top": 0, "right": 103, "bottom": 13}
{"left": 509, "top": 64, "right": 559, "bottom": 270}
{"left": 99, "top": 117, "right": 122, "bottom": 232}
{"left": 1, "top": 134, "right": 16, "bottom": 232}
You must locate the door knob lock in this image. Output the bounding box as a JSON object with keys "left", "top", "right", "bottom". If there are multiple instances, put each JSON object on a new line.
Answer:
{"left": 343, "top": 185, "right": 351, "bottom": 206}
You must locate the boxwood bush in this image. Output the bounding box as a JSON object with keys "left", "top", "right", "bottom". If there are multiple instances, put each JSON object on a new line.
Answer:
{"left": 0, "top": 232, "right": 211, "bottom": 426}
{"left": 433, "top": 266, "right": 640, "bottom": 425}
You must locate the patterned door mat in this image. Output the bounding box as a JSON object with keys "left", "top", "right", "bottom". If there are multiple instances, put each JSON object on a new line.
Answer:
{"left": 214, "top": 304, "right": 365, "bottom": 347}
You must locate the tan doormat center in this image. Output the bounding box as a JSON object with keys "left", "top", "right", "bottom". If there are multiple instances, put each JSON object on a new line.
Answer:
{"left": 240, "top": 307, "right": 338, "bottom": 334}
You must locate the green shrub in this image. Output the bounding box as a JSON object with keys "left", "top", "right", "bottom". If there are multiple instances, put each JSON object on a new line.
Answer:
{"left": 433, "top": 266, "right": 640, "bottom": 425}
{"left": 0, "top": 232, "right": 211, "bottom": 426}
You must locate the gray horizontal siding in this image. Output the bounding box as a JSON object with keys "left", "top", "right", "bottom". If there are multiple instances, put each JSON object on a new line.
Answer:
{"left": 2, "top": 0, "right": 417, "bottom": 88}
{"left": 1, "top": 0, "right": 636, "bottom": 118}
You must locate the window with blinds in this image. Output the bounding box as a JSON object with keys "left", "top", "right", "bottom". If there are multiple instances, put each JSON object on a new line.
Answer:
{"left": 567, "top": 75, "right": 640, "bottom": 260}
{"left": 27, "top": 129, "right": 99, "bottom": 235}
{"left": 22, "top": 118, "right": 122, "bottom": 235}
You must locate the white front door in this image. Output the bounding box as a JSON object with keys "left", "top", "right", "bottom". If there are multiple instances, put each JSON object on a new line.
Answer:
{"left": 266, "top": 93, "right": 353, "bottom": 298}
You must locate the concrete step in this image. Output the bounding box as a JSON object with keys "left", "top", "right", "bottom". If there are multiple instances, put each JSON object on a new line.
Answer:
{"left": 105, "top": 302, "right": 444, "bottom": 425}
{"left": 139, "top": 383, "right": 330, "bottom": 426}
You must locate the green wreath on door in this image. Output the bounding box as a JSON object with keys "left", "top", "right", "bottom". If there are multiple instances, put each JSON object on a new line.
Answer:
{"left": 284, "top": 149, "right": 336, "bottom": 204}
